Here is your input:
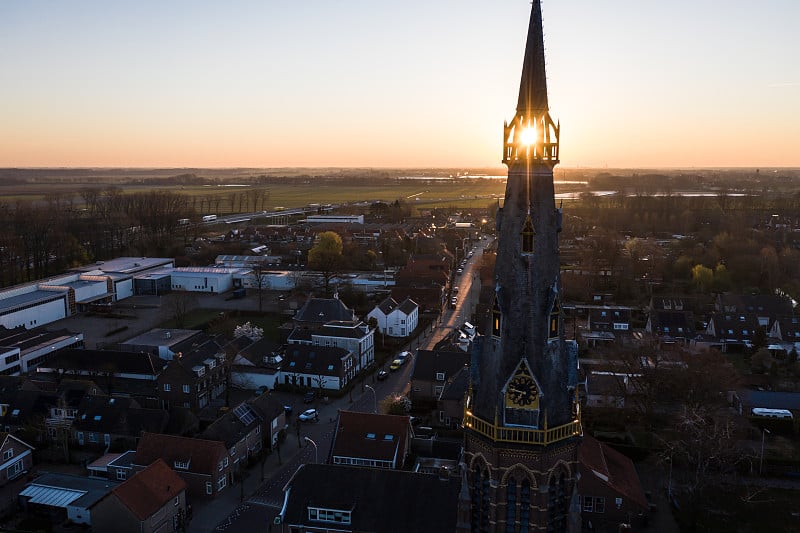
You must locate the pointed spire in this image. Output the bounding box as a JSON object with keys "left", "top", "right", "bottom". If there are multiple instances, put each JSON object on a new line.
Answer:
{"left": 516, "top": 1, "right": 549, "bottom": 116}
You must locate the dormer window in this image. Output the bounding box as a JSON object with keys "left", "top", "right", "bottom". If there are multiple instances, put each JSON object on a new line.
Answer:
{"left": 521, "top": 214, "right": 535, "bottom": 253}
{"left": 174, "top": 459, "right": 190, "bottom": 470}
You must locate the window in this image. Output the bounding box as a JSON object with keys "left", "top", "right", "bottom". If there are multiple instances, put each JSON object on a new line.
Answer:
{"left": 436, "top": 372, "right": 445, "bottom": 381}
{"left": 307, "top": 507, "right": 351, "bottom": 525}
{"left": 7, "top": 460, "right": 23, "bottom": 479}
{"left": 163, "top": 383, "right": 171, "bottom": 392}
{"left": 88, "top": 433, "right": 97, "bottom": 443}
{"left": 583, "top": 496, "right": 594, "bottom": 512}
{"left": 174, "top": 460, "right": 190, "bottom": 470}
{"left": 183, "top": 385, "right": 190, "bottom": 394}
{"left": 217, "top": 476, "right": 227, "bottom": 491}
{"left": 614, "top": 497, "right": 622, "bottom": 509}
{"left": 218, "top": 460, "right": 224, "bottom": 471}
{"left": 230, "top": 447, "right": 236, "bottom": 456}
{"left": 2, "top": 449, "right": 12, "bottom": 460}
{"left": 206, "top": 482, "right": 212, "bottom": 495}
{"left": 596, "top": 497, "right": 606, "bottom": 513}
{"left": 116, "top": 470, "right": 127, "bottom": 481}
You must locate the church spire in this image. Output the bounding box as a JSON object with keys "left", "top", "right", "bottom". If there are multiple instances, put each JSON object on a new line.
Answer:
{"left": 517, "top": 0, "right": 549, "bottom": 115}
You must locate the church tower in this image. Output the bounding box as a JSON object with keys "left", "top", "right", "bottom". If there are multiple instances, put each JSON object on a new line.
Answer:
{"left": 463, "top": 2, "right": 581, "bottom": 532}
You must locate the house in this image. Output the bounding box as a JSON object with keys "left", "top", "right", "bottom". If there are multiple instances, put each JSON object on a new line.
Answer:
{"left": 585, "top": 372, "right": 628, "bottom": 409}
{"left": 279, "top": 345, "right": 355, "bottom": 392}
{"left": 715, "top": 293, "right": 793, "bottom": 327}
{"left": 71, "top": 396, "right": 168, "bottom": 450}
{"left": 578, "top": 435, "right": 649, "bottom": 531}
{"left": 587, "top": 307, "right": 632, "bottom": 334}
{"left": 118, "top": 328, "right": 204, "bottom": 360}
{"left": 329, "top": 411, "right": 413, "bottom": 470}
{"left": 200, "top": 401, "right": 265, "bottom": 467}
{"left": 106, "top": 450, "right": 138, "bottom": 482}
{"left": 410, "top": 349, "right": 470, "bottom": 407}
{"left": 19, "top": 472, "right": 119, "bottom": 526}
{"left": 87, "top": 452, "right": 125, "bottom": 479}
{"left": 278, "top": 463, "right": 460, "bottom": 532}
{"left": 157, "top": 337, "right": 227, "bottom": 411}
{"left": 133, "top": 433, "right": 233, "bottom": 499}
{"left": 35, "top": 349, "right": 165, "bottom": 382}
{"left": 249, "top": 393, "right": 287, "bottom": 448}
{"left": 645, "top": 309, "right": 695, "bottom": 344}
{"left": 288, "top": 320, "right": 374, "bottom": 373}
{"left": 0, "top": 432, "right": 34, "bottom": 486}
{"left": 367, "top": 296, "right": 419, "bottom": 338}
{"left": 437, "top": 366, "right": 470, "bottom": 429}
{"left": 92, "top": 459, "right": 188, "bottom": 533}
{"left": 768, "top": 316, "right": 800, "bottom": 344}
{"left": 705, "top": 313, "right": 761, "bottom": 352}
{"left": 293, "top": 297, "right": 357, "bottom": 328}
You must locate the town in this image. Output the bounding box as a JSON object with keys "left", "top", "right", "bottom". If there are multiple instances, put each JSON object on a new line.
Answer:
{"left": 1, "top": 1, "right": 799, "bottom": 533}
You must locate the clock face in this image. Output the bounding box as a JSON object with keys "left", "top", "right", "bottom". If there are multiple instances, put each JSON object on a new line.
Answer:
{"left": 506, "top": 375, "right": 539, "bottom": 408}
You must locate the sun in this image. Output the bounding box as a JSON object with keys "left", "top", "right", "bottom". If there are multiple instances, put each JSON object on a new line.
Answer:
{"left": 519, "top": 126, "right": 536, "bottom": 146}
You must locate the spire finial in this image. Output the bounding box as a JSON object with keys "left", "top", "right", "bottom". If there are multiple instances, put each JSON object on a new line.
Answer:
{"left": 516, "top": 1, "right": 549, "bottom": 116}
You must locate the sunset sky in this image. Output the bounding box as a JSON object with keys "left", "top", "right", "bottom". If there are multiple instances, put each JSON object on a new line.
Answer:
{"left": 1, "top": 1, "right": 797, "bottom": 169}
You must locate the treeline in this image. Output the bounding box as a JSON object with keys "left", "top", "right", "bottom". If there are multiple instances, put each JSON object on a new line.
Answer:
{"left": 562, "top": 193, "right": 800, "bottom": 303}
{"left": 0, "top": 190, "right": 190, "bottom": 287}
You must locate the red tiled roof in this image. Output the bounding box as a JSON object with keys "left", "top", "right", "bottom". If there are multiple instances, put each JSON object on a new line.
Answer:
{"left": 578, "top": 435, "right": 648, "bottom": 509}
{"left": 135, "top": 432, "right": 226, "bottom": 475}
{"left": 331, "top": 411, "right": 411, "bottom": 466}
{"left": 112, "top": 459, "right": 186, "bottom": 521}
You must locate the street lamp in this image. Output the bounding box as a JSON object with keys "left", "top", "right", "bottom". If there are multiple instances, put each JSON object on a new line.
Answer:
{"left": 365, "top": 385, "right": 377, "bottom": 413}
{"left": 759, "top": 428, "right": 771, "bottom": 475}
{"left": 304, "top": 437, "right": 318, "bottom": 464}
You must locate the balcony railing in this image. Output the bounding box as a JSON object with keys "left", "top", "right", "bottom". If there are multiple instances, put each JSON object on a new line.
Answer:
{"left": 463, "top": 410, "right": 581, "bottom": 446}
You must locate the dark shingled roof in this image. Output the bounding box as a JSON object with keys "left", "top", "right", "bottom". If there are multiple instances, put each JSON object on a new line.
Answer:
{"left": 134, "top": 433, "right": 226, "bottom": 475}
{"left": 330, "top": 411, "right": 411, "bottom": 466}
{"left": 40, "top": 349, "right": 165, "bottom": 377}
{"left": 294, "top": 297, "right": 356, "bottom": 326}
{"left": 579, "top": 435, "right": 648, "bottom": 510}
{"left": 108, "top": 459, "right": 186, "bottom": 521}
{"left": 282, "top": 463, "right": 460, "bottom": 532}
{"left": 283, "top": 345, "right": 350, "bottom": 377}
{"left": 411, "top": 349, "right": 469, "bottom": 382}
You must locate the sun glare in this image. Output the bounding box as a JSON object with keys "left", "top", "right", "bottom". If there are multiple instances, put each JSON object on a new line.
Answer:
{"left": 519, "top": 126, "right": 536, "bottom": 146}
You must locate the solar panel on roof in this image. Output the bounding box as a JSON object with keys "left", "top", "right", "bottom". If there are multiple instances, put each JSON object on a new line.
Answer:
{"left": 233, "top": 404, "right": 256, "bottom": 426}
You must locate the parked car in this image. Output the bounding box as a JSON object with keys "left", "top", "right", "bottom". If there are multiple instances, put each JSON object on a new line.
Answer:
{"left": 453, "top": 286, "right": 459, "bottom": 293}
{"left": 396, "top": 351, "right": 411, "bottom": 362}
{"left": 303, "top": 391, "right": 316, "bottom": 403}
{"left": 377, "top": 370, "right": 389, "bottom": 381}
{"left": 299, "top": 408, "right": 319, "bottom": 422}
{"left": 450, "top": 297, "right": 458, "bottom": 308}
{"left": 389, "top": 359, "right": 403, "bottom": 371}
{"left": 283, "top": 405, "right": 293, "bottom": 416}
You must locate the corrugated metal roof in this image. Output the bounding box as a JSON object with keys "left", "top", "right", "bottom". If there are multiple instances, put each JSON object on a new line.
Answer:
{"left": 19, "top": 485, "right": 85, "bottom": 507}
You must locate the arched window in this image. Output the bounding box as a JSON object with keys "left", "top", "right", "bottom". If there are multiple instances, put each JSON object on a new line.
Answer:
{"left": 506, "top": 477, "right": 517, "bottom": 533}
{"left": 492, "top": 298, "right": 502, "bottom": 338}
{"left": 520, "top": 479, "right": 531, "bottom": 533}
{"left": 521, "top": 214, "right": 535, "bottom": 253}
{"left": 471, "top": 467, "right": 483, "bottom": 532}
{"left": 546, "top": 472, "right": 567, "bottom": 532}
{"left": 548, "top": 296, "right": 560, "bottom": 339}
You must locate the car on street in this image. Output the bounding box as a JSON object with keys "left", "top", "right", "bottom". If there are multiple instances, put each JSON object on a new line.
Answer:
{"left": 299, "top": 408, "right": 319, "bottom": 422}
{"left": 453, "top": 286, "right": 459, "bottom": 293}
{"left": 450, "top": 296, "right": 458, "bottom": 308}
{"left": 377, "top": 369, "right": 389, "bottom": 381}
{"left": 303, "top": 391, "right": 316, "bottom": 403}
{"left": 389, "top": 359, "right": 403, "bottom": 371}
{"left": 283, "top": 405, "right": 293, "bottom": 416}
{"left": 397, "top": 351, "right": 411, "bottom": 363}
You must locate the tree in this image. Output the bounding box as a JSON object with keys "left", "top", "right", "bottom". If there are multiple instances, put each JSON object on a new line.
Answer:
{"left": 691, "top": 264, "right": 714, "bottom": 293}
{"left": 380, "top": 394, "right": 411, "bottom": 415}
{"left": 250, "top": 263, "right": 270, "bottom": 313}
{"left": 234, "top": 321, "right": 263, "bottom": 341}
{"left": 169, "top": 292, "right": 198, "bottom": 329}
{"left": 308, "top": 231, "right": 343, "bottom": 296}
